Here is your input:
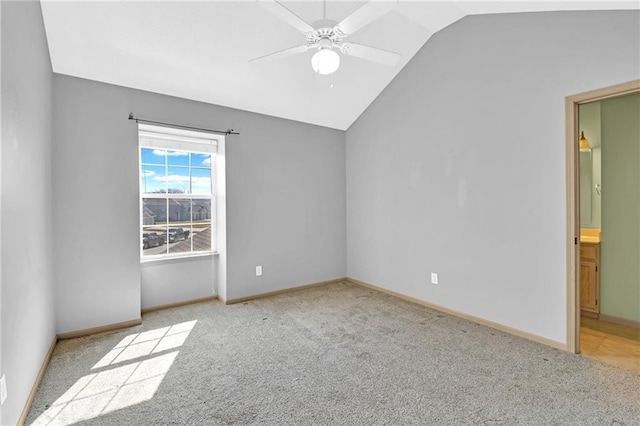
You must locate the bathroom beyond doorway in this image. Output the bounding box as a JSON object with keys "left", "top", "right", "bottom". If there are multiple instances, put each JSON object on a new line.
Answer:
{"left": 567, "top": 80, "right": 640, "bottom": 371}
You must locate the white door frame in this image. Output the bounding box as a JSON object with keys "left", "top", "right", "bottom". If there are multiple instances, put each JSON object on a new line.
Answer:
{"left": 565, "top": 80, "right": 640, "bottom": 353}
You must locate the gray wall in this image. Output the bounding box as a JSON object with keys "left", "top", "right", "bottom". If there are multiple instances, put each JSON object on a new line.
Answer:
{"left": 53, "top": 75, "right": 346, "bottom": 333}
{"left": 53, "top": 76, "right": 142, "bottom": 333}
{"left": 601, "top": 93, "right": 640, "bottom": 323}
{"left": 141, "top": 257, "right": 214, "bottom": 309}
{"left": 346, "top": 11, "right": 640, "bottom": 345}
{"left": 1, "top": 2, "right": 56, "bottom": 424}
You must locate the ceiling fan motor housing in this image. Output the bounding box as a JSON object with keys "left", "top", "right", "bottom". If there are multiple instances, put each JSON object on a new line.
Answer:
{"left": 307, "top": 26, "right": 345, "bottom": 48}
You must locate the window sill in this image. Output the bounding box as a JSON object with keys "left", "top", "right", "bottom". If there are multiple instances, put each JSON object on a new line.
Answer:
{"left": 141, "top": 251, "right": 219, "bottom": 265}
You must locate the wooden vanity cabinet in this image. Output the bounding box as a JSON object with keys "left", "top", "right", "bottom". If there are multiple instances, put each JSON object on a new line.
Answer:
{"left": 580, "top": 242, "right": 600, "bottom": 316}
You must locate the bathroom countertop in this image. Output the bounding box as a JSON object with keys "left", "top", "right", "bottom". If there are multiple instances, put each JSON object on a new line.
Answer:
{"left": 580, "top": 236, "right": 600, "bottom": 244}
{"left": 580, "top": 228, "right": 601, "bottom": 244}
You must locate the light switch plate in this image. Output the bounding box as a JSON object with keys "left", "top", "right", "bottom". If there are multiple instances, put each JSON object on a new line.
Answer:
{"left": 431, "top": 273, "right": 438, "bottom": 285}
{"left": 1, "top": 374, "right": 7, "bottom": 406}
{"left": 256, "top": 265, "right": 262, "bottom": 276}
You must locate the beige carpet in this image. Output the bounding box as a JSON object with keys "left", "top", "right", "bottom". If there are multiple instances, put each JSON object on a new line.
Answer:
{"left": 27, "top": 282, "right": 640, "bottom": 425}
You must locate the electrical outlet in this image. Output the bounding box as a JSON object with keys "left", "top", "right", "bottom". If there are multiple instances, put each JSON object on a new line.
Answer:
{"left": 431, "top": 273, "right": 438, "bottom": 285}
{"left": 256, "top": 265, "right": 262, "bottom": 276}
{"left": 1, "top": 374, "right": 7, "bottom": 406}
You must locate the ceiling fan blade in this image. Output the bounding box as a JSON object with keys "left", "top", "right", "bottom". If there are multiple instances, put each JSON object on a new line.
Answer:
{"left": 335, "top": 1, "right": 396, "bottom": 36}
{"left": 258, "top": 0, "right": 315, "bottom": 34}
{"left": 339, "top": 42, "right": 401, "bottom": 66}
{"left": 250, "top": 44, "right": 310, "bottom": 63}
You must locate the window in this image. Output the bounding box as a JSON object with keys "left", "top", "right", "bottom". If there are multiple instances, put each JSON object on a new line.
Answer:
{"left": 139, "top": 124, "right": 218, "bottom": 259}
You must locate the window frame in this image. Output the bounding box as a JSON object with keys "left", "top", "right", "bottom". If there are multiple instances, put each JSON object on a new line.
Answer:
{"left": 138, "top": 124, "right": 219, "bottom": 261}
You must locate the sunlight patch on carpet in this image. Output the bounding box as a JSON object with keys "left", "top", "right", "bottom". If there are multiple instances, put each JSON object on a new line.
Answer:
{"left": 31, "top": 320, "right": 197, "bottom": 425}
{"left": 92, "top": 320, "right": 198, "bottom": 369}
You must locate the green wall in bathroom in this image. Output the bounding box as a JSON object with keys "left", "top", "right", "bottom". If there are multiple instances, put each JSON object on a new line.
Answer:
{"left": 600, "top": 92, "right": 640, "bottom": 323}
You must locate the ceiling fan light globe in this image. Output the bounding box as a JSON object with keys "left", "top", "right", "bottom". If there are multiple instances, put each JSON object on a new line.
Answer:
{"left": 311, "top": 49, "right": 340, "bottom": 75}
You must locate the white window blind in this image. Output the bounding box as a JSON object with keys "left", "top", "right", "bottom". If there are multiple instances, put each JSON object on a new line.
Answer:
{"left": 139, "top": 123, "right": 218, "bottom": 153}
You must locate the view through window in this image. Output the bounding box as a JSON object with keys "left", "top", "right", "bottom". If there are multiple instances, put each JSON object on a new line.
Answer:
{"left": 139, "top": 124, "right": 217, "bottom": 258}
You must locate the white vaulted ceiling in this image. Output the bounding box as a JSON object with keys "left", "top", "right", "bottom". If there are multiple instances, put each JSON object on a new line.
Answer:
{"left": 40, "top": 1, "right": 638, "bottom": 130}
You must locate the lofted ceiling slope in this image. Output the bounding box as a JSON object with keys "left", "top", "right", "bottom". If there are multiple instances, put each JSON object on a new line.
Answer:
{"left": 41, "top": 1, "right": 638, "bottom": 130}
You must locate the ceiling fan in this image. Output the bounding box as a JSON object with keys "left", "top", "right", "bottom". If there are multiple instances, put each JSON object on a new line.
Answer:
{"left": 252, "top": 0, "right": 401, "bottom": 75}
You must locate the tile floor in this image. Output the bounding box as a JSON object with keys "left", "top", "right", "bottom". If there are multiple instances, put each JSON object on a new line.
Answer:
{"left": 580, "top": 316, "right": 639, "bottom": 373}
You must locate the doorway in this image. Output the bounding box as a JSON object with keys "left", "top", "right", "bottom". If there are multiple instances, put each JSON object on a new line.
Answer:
{"left": 566, "top": 80, "right": 640, "bottom": 371}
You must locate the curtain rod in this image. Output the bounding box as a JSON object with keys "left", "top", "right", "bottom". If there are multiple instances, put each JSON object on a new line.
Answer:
{"left": 128, "top": 113, "right": 239, "bottom": 136}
